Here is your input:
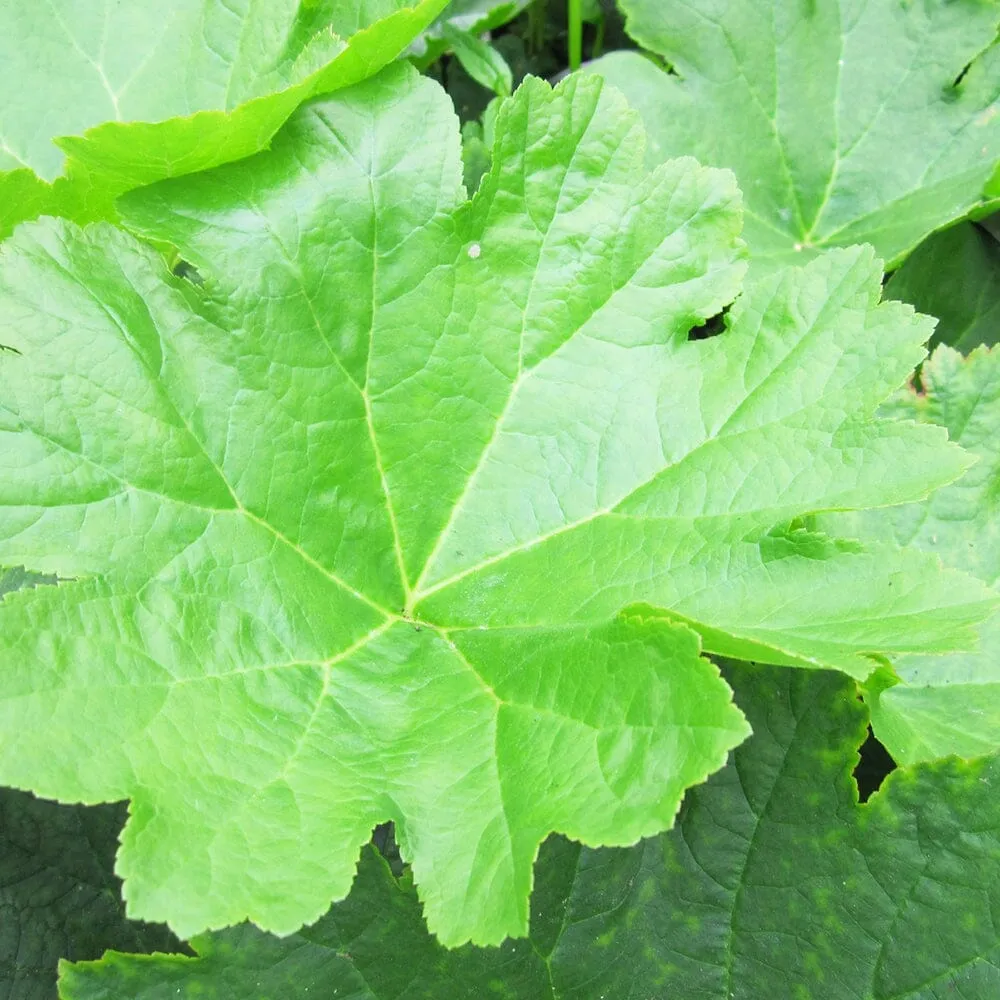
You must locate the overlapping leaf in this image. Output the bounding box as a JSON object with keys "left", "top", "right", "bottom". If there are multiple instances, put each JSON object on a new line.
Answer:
{"left": 885, "top": 221, "right": 1000, "bottom": 353}
{"left": 585, "top": 0, "right": 1000, "bottom": 273}
{"left": 820, "top": 346, "right": 1000, "bottom": 762}
{"left": 0, "top": 789, "right": 179, "bottom": 1000}
{"left": 0, "top": 0, "right": 448, "bottom": 237}
{"left": 0, "top": 65, "right": 992, "bottom": 947}
{"left": 412, "top": 0, "right": 533, "bottom": 65}
{"left": 59, "top": 664, "right": 1000, "bottom": 999}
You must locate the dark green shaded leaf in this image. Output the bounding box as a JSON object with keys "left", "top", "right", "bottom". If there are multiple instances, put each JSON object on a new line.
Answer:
{"left": 0, "top": 791, "right": 180, "bottom": 1000}
{"left": 885, "top": 221, "right": 1000, "bottom": 353}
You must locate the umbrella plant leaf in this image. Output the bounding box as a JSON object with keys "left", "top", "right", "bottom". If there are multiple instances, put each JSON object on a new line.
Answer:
{"left": 819, "top": 345, "right": 1000, "bottom": 763}
{"left": 0, "top": 65, "right": 993, "bottom": 946}
{"left": 0, "top": 0, "right": 448, "bottom": 237}
{"left": 585, "top": 0, "right": 1000, "bottom": 273}
{"left": 58, "top": 664, "right": 1000, "bottom": 998}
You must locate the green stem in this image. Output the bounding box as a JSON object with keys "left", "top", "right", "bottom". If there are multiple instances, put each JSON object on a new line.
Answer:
{"left": 568, "top": 0, "right": 583, "bottom": 71}
{"left": 528, "top": 0, "right": 546, "bottom": 55}
{"left": 591, "top": 11, "right": 605, "bottom": 61}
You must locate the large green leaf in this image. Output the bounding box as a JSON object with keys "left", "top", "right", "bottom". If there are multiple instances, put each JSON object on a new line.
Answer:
{"left": 59, "top": 664, "right": 1000, "bottom": 999}
{"left": 0, "top": 65, "right": 992, "bottom": 947}
{"left": 0, "top": 0, "right": 448, "bottom": 237}
{"left": 819, "top": 345, "right": 1000, "bottom": 763}
{"left": 885, "top": 221, "right": 1000, "bottom": 353}
{"left": 585, "top": 0, "right": 1000, "bottom": 273}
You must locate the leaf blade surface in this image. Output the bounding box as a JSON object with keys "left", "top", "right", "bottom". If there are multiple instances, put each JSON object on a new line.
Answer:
{"left": 0, "top": 0, "right": 448, "bottom": 236}
{"left": 585, "top": 0, "right": 1000, "bottom": 272}
{"left": 0, "top": 65, "right": 991, "bottom": 943}
{"left": 819, "top": 344, "right": 1000, "bottom": 761}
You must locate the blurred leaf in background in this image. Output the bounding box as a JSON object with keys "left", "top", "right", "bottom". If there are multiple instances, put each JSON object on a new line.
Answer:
{"left": 441, "top": 24, "right": 513, "bottom": 95}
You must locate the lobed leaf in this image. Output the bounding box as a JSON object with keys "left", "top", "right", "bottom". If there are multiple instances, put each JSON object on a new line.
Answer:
{"left": 820, "top": 345, "right": 1000, "bottom": 762}
{"left": 585, "top": 0, "right": 1000, "bottom": 273}
{"left": 0, "top": 65, "right": 992, "bottom": 945}
{"left": 0, "top": 562, "right": 176, "bottom": 1000}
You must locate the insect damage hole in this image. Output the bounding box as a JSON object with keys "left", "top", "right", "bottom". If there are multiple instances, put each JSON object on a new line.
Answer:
{"left": 945, "top": 60, "right": 974, "bottom": 101}
{"left": 853, "top": 725, "right": 897, "bottom": 802}
{"left": 952, "top": 60, "right": 973, "bottom": 89}
{"left": 688, "top": 304, "right": 732, "bottom": 341}
{"left": 172, "top": 259, "right": 204, "bottom": 285}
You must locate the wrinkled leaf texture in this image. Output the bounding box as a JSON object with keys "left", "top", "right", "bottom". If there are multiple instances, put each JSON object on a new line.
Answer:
{"left": 0, "top": 66, "right": 993, "bottom": 947}
{"left": 586, "top": 0, "right": 1000, "bottom": 273}
{"left": 820, "top": 345, "right": 1000, "bottom": 762}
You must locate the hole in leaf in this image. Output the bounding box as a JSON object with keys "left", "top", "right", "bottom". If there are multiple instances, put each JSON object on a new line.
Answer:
{"left": 952, "top": 60, "right": 972, "bottom": 89}
{"left": 944, "top": 60, "right": 974, "bottom": 101}
{"left": 0, "top": 342, "right": 21, "bottom": 355}
{"left": 172, "top": 259, "right": 204, "bottom": 285}
{"left": 853, "top": 725, "right": 897, "bottom": 802}
{"left": 688, "top": 305, "right": 731, "bottom": 341}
